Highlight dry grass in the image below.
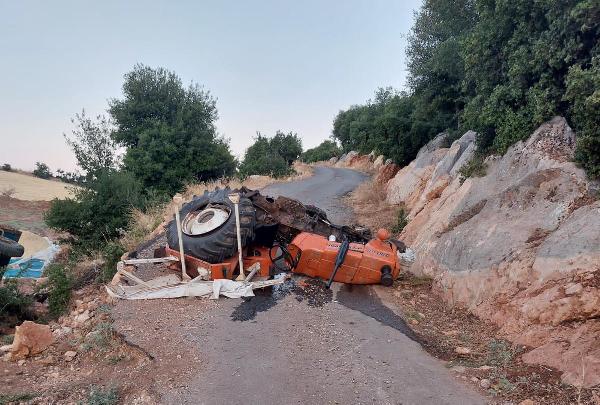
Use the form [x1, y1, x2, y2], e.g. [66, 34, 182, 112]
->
[0, 171, 74, 201]
[346, 180, 399, 233]
[1, 186, 16, 197]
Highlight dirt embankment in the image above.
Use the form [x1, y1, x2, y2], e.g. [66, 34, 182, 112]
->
[343, 117, 600, 401]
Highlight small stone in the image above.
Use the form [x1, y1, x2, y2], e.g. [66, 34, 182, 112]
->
[471, 377, 479, 383]
[479, 378, 491, 389]
[64, 351, 77, 362]
[17, 359, 25, 366]
[74, 310, 91, 324]
[0, 345, 12, 352]
[454, 347, 471, 355]
[477, 365, 493, 371]
[442, 330, 459, 336]
[409, 319, 419, 326]
[518, 400, 537, 405]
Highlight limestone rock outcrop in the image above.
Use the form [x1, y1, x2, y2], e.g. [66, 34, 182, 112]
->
[386, 117, 600, 387]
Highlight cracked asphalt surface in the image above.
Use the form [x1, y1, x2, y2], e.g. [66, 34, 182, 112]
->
[113, 166, 485, 405]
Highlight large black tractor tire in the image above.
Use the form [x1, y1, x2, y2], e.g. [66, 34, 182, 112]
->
[0, 236, 24, 258]
[166, 188, 256, 263]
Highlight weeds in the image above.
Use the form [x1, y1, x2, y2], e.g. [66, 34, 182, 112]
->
[1, 334, 14, 344]
[0, 393, 37, 404]
[486, 339, 520, 367]
[46, 263, 72, 318]
[106, 354, 126, 365]
[397, 272, 432, 287]
[82, 322, 114, 352]
[0, 186, 16, 198]
[459, 153, 488, 182]
[391, 208, 409, 234]
[87, 386, 118, 405]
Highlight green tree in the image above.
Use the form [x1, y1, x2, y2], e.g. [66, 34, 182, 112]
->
[239, 133, 294, 177]
[33, 162, 52, 179]
[406, 0, 477, 137]
[302, 140, 342, 163]
[64, 110, 120, 181]
[109, 64, 236, 195]
[270, 131, 303, 165]
[461, 0, 600, 158]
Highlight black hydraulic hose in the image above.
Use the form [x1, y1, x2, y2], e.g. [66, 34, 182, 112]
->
[326, 238, 349, 289]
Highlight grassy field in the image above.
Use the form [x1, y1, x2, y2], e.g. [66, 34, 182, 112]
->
[0, 171, 74, 201]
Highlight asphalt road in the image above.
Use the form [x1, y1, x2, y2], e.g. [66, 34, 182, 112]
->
[116, 166, 485, 405]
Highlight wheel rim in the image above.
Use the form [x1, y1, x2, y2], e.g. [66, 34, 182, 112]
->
[182, 206, 231, 236]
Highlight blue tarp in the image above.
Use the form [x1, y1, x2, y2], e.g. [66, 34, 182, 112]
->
[4, 258, 45, 278]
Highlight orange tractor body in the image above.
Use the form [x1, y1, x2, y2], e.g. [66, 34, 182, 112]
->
[288, 231, 401, 285]
[165, 229, 402, 286]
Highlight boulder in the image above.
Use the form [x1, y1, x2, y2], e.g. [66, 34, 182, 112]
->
[374, 163, 399, 186]
[328, 156, 338, 164]
[335, 151, 358, 167]
[11, 321, 54, 359]
[347, 154, 372, 170]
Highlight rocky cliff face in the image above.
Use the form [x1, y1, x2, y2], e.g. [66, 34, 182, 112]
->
[384, 117, 599, 387]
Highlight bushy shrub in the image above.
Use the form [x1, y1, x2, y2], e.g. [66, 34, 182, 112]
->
[1, 163, 11, 171]
[239, 132, 302, 177]
[302, 140, 341, 163]
[100, 241, 126, 283]
[0, 279, 33, 324]
[458, 153, 488, 182]
[33, 162, 52, 179]
[45, 170, 146, 249]
[46, 263, 72, 318]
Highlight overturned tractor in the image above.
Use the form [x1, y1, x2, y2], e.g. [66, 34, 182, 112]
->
[163, 188, 407, 286]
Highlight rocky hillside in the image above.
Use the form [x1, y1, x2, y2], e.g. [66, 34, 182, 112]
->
[337, 117, 600, 388]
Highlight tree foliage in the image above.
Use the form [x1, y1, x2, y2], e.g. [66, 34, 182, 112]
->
[332, 0, 600, 178]
[461, 0, 600, 159]
[109, 64, 236, 195]
[64, 110, 120, 181]
[45, 171, 147, 249]
[239, 131, 302, 177]
[332, 88, 429, 166]
[33, 162, 52, 179]
[302, 140, 342, 163]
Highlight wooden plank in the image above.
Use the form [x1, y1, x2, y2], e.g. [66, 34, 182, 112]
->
[123, 256, 179, 265]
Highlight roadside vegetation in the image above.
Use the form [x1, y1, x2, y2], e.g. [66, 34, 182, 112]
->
[239, 131, 302, 177]
[333, 0, 600, 179]
[301, 140, 342, 163]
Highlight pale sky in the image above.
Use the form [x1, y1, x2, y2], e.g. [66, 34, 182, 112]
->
[0, 0, 419, 172]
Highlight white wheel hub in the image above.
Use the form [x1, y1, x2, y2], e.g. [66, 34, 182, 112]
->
[182, 206, 230, 236]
